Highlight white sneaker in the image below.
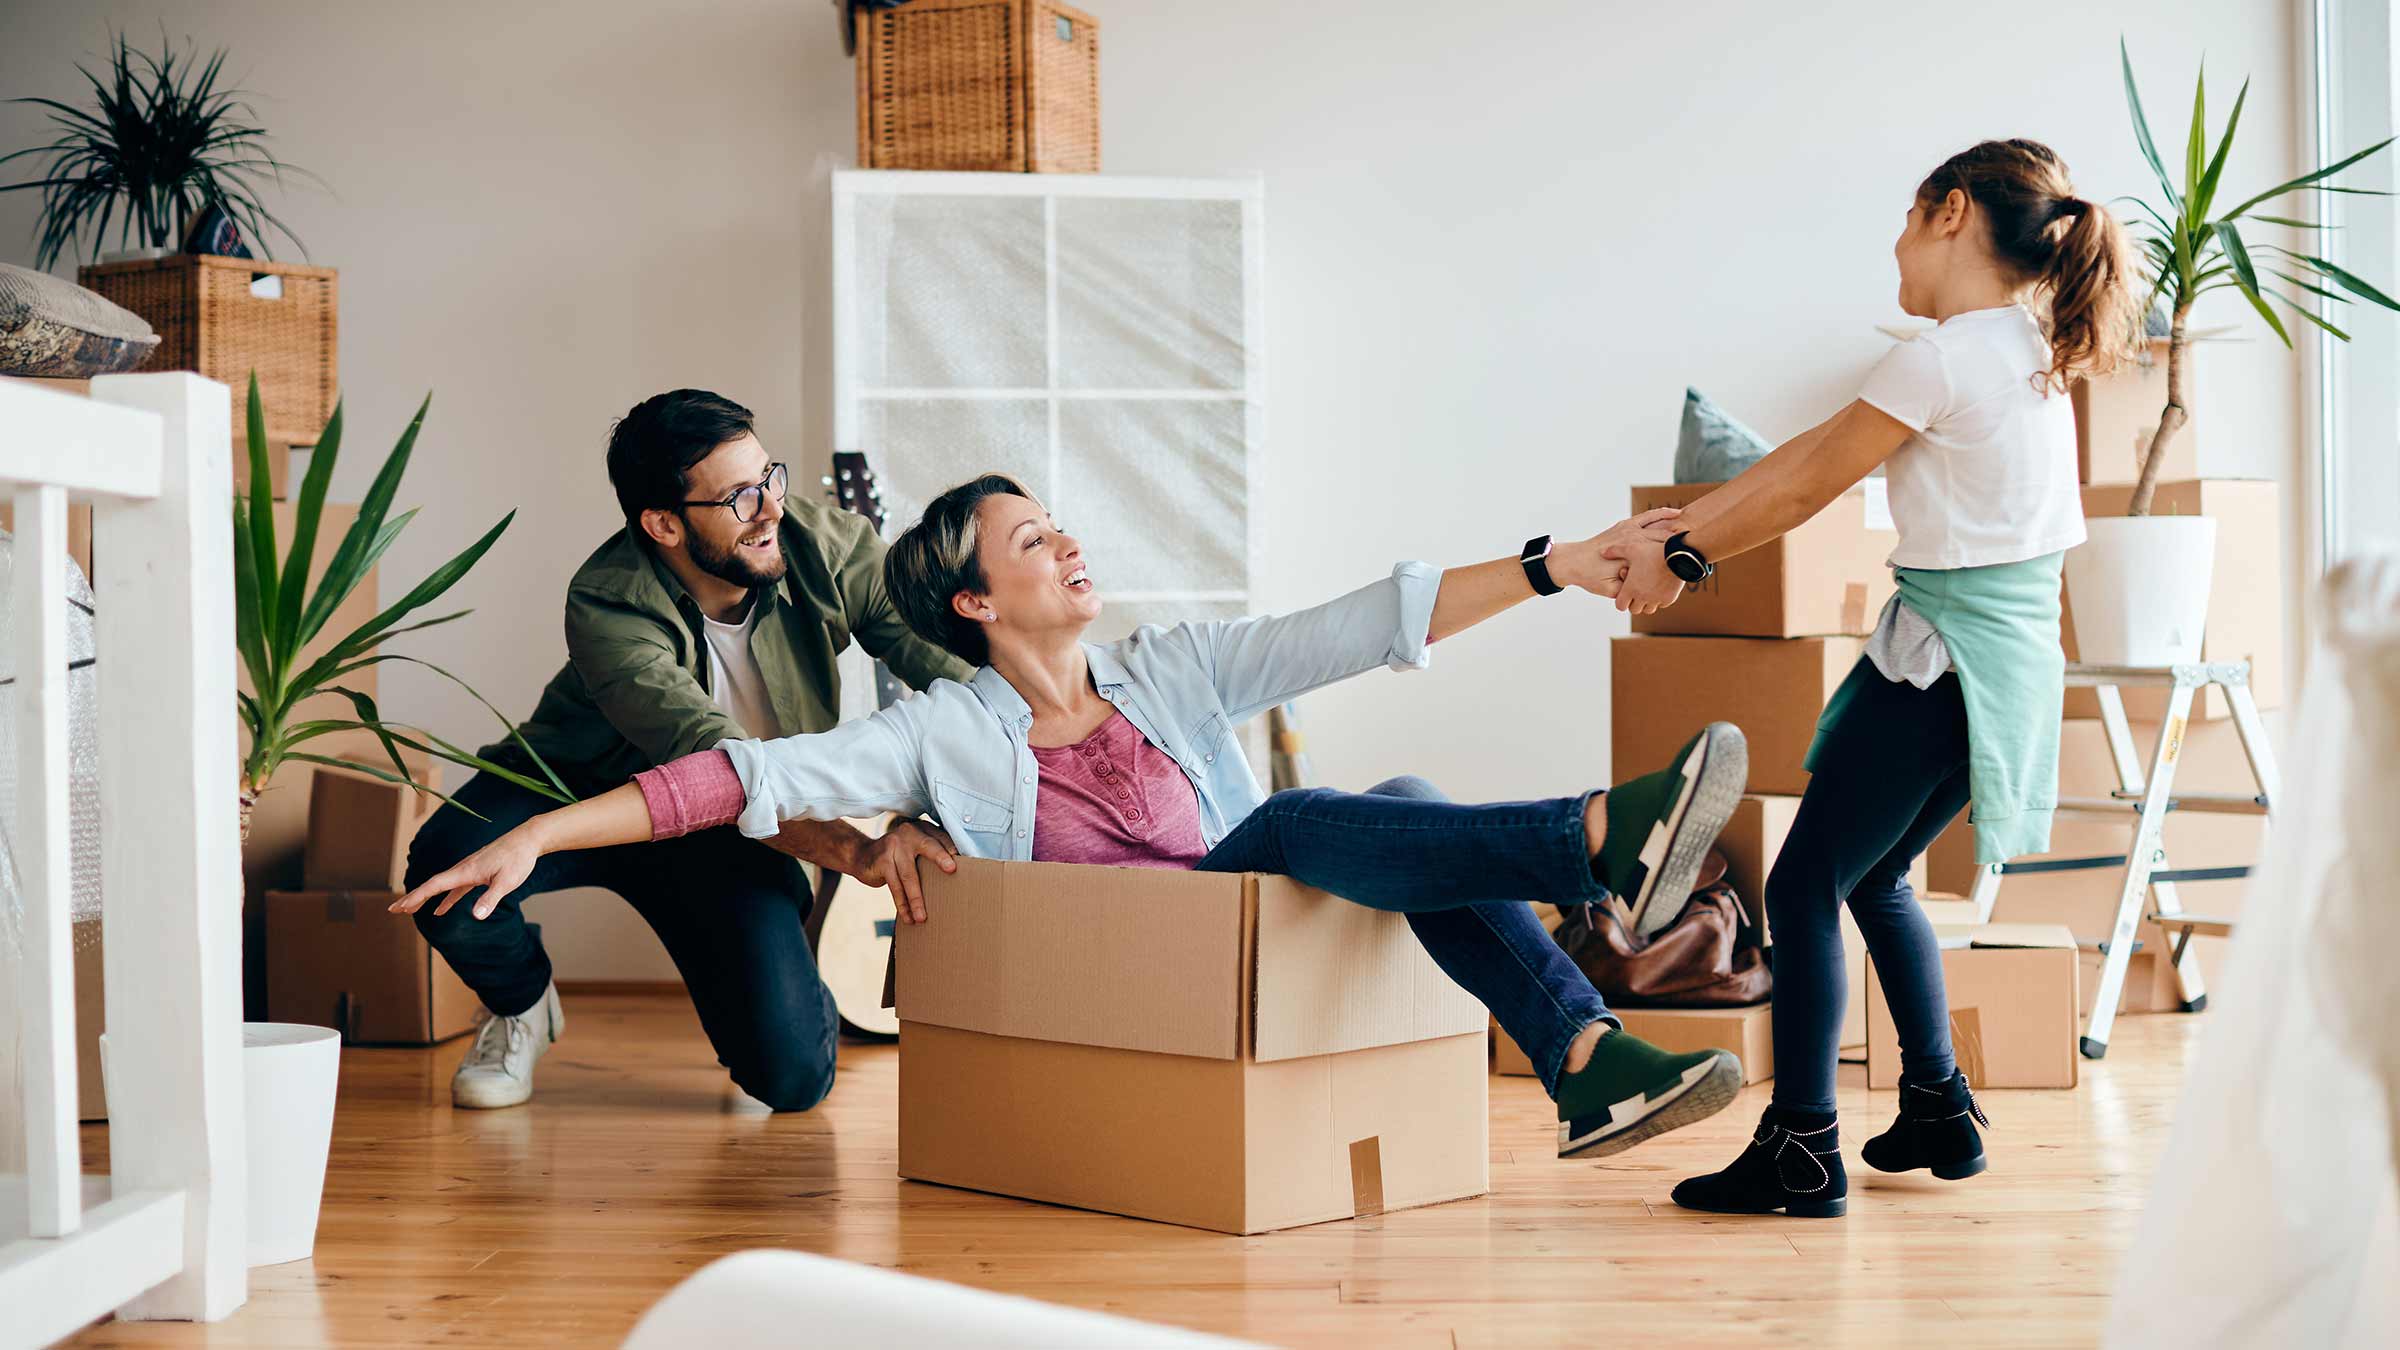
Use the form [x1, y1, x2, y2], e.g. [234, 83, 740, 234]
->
[452, 983, 563, 1109]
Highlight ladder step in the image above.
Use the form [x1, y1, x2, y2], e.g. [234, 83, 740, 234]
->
[2001, 854, 2125, 876]
[2147, 913, 2236, 937]
[2151, 866, 2252, 884]
[2157, 793, 2271, 816]
[2055, 797, 2142, 815]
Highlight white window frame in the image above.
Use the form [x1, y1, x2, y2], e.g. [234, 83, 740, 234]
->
[829, 170, 1267, 616]
[2305, 0, 2400, 572]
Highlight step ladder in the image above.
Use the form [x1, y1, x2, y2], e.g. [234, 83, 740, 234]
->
[1961, 660, 2278, 1060]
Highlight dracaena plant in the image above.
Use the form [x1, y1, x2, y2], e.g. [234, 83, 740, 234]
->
[235, 375, 572, 835]
[0, 30, 317, 268]
[2119, 39, 2400, 516]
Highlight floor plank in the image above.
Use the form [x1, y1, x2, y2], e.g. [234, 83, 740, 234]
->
[65, 995, 2197, 1348]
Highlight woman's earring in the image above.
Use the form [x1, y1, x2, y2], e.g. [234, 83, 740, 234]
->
[983, 609, 996, 621]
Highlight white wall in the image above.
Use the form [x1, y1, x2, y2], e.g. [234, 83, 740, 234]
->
[1, 1, 2305, 980]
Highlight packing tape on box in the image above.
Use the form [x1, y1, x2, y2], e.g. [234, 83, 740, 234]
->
[1349, 1136, 1385, 1219]
[1952, 1007, 1987, 1087]
[1842, 582, 1869, 633]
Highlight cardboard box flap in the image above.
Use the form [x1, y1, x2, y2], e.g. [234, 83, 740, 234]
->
[899, 858, 1246, 1060]
[1251, 876, 1487, 1063]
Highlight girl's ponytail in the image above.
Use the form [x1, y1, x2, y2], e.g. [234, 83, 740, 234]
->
[1916, 140, 2142, 391]
[2041, 196, 2138, 390]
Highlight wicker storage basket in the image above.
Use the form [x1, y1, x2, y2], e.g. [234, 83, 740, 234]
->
[78, 254, 338, 449]
[856, 0, 1099, 173]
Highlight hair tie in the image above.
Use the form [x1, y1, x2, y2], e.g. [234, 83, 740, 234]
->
[2051, 196, 2087, 222]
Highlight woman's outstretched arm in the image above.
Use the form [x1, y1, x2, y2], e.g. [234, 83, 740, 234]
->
[1425, 507, 1682, 642]
[389, 780, 654, 920]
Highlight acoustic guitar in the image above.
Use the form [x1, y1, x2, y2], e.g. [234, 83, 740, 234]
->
[801, 452, 906, 1041]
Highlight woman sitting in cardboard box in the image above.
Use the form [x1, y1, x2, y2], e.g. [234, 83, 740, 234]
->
[395, 477, 1747, 1159]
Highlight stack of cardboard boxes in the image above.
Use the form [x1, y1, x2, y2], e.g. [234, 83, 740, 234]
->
[265, 755, 479, 1045]
[1591, 480, 1909, 1083]
[1522, 344, 2274, 1091]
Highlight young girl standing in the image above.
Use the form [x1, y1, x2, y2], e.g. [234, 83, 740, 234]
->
[1609, 139, 2139, 1217]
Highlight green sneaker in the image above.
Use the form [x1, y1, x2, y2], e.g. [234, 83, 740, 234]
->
[1595, 722, 1747, 938]
[1557, 1029, 1743, 1158]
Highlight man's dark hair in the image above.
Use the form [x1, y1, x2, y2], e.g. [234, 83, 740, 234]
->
[884, 473, 1036, 667]
[605, 390, 756, 523]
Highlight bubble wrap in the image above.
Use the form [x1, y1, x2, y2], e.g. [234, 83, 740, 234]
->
[0, 528, 104, 960]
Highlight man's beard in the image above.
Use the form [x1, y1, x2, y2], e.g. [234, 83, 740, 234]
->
[686, 521, 787, 590]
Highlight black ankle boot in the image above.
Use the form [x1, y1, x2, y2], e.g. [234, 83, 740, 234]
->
[1670, 1109, 1847, 1218]
[1861, 1071, 1989, 1180]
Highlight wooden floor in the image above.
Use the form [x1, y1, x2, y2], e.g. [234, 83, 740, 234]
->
[67, 994, 2199, 1348]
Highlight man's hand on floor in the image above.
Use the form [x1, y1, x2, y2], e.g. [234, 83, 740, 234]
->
[853, 818, 958, 924]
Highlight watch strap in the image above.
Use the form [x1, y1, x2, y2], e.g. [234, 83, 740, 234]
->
[1520, 535, 1564, 596]
[1664, 531, 1714, 583]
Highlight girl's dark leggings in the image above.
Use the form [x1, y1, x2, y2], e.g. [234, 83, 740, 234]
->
[1769, 659, 1973, 1114]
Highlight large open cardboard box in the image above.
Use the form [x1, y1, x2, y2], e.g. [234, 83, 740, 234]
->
[1627, 484, 1896, 638]
[1610, 636, 1861, 795]
[1865, 923, 2079, 1089]
[898, 859, 1490, 1234]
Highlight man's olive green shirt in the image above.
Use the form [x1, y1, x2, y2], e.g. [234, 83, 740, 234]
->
[482, 493, 969, 798]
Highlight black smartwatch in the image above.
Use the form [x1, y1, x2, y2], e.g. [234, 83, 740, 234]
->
[1663, 531, 1714, 583]
[1520, 535, 1564, 596]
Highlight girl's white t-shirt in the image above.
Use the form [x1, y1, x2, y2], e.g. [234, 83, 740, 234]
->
[1858, 304, 2086, 570]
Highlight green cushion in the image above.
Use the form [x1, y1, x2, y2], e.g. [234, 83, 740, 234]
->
[1673, 387, 1772, 485]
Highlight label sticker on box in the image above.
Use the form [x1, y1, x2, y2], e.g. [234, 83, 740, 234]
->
[1863, 476, 1894, 532]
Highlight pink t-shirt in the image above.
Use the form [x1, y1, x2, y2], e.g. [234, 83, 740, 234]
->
[1030, 712, 1207, 869]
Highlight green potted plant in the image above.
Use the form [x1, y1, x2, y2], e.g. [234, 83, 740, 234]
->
[234, 375, 573, 838]
[0, 31, 314, 267]
[225, 374, 572, 1268]
[2074, 41, 2400, 664]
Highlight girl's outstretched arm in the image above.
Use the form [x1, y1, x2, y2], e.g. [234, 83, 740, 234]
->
[1612, 400, 1913, 612]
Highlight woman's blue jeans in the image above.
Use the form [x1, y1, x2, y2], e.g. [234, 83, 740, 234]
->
[1197, 776, 1617, 1096]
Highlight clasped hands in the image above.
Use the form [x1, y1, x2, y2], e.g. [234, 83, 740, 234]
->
[1548, 506, 1689, 615]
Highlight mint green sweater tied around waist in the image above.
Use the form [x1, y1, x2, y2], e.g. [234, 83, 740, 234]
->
[1806, 553, 2066, 865]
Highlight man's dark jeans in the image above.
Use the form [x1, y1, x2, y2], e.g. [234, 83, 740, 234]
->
[405, 772, 839, 1112]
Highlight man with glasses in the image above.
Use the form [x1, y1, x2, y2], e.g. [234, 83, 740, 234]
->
[404, 389, 970, 1111]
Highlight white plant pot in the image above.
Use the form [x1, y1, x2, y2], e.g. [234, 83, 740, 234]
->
[2062, 516, 2218, 666]
[99, 1021, 341, 1267]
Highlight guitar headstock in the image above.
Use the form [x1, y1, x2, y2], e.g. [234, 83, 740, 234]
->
[826, 450, 888, 535]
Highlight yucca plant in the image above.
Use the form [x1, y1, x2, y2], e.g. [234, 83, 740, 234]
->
[236, 375, 572, 839]
[0, 30, 317, 268]
[2119, 39, 2400, 516]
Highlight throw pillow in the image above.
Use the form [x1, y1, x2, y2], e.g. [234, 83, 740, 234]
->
[1672, 387, 1773, 485]
[0, 262, 159, 378]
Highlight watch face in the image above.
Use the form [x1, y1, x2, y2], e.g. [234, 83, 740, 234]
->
[1668, 552, 1705, 583]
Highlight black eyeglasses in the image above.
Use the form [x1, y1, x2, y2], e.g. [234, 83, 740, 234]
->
[680, 463, 788, 523]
